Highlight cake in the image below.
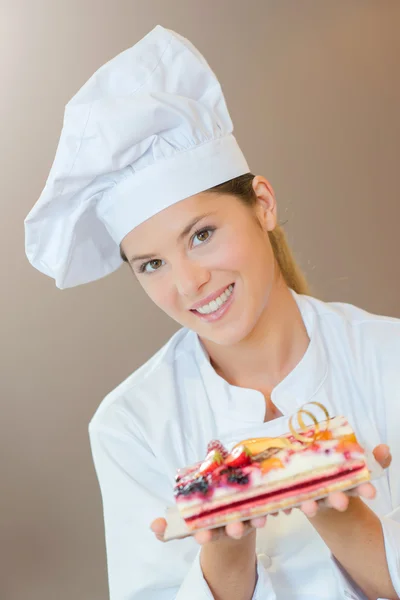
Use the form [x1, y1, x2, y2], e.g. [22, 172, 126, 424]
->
[171, 404, 371, 533]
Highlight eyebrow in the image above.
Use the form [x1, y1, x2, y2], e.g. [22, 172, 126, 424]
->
[128, 212, 215, 264]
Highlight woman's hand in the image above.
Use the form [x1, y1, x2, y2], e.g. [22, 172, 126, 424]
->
[300, 444, 392, 518]
[151, 515, 267, 545]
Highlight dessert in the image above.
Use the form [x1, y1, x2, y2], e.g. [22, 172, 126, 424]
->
[172, 403, 371, 533]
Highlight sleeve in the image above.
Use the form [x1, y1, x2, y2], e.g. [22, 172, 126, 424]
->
[328, 318, 400, 599]
[89, 422, 277, 600]
[330, 557, 369, 600]
[380, 509, 400, 598]
[367, 319, 400, 599]
[177, 551, 275, 600]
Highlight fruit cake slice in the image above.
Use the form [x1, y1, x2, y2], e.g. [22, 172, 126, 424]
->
[172, 415, 370, 532]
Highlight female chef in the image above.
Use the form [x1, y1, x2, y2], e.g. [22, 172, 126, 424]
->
[24, 25, 400, 600]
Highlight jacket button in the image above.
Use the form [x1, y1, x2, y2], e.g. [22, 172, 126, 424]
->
[258, 553, 272, 569]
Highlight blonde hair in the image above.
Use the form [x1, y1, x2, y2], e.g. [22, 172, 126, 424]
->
[208, 173, 310, 296]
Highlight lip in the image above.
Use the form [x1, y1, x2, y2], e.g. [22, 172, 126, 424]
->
[190, 284, 235, 323]
[189, 283, 234, 311]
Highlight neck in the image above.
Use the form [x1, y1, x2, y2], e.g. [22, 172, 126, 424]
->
[200, 277, 310, 396]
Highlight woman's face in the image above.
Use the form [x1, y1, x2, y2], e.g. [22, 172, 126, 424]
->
[120, 177, 278, 346]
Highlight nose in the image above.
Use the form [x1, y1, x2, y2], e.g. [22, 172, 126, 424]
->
[173, 258, 210, 298]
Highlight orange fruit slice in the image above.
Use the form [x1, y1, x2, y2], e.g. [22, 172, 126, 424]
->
[315, 430, 333, 441]
[232, 437, 291, 456]
[260, 457, 284, 474]
[336, 439, 364, 453]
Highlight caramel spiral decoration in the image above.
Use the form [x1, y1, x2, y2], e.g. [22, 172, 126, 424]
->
[232, 402, 331, 456]
[288, 402, 330, 444]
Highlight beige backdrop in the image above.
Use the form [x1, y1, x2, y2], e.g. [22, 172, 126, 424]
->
[1, 1, 399, 599]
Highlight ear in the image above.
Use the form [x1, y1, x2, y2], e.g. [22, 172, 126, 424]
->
[252, 176, 277, 232]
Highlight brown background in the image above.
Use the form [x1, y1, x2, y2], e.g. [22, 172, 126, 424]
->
[1, 1, 399, 599]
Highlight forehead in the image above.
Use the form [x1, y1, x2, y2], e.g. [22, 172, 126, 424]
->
[121, 191, 238, 250]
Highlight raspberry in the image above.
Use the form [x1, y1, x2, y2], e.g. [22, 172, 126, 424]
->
[207, 440, 228, 458]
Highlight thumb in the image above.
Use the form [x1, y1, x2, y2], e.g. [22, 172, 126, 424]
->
[151, 518, 167, 540]
[373, 444, 392, 469]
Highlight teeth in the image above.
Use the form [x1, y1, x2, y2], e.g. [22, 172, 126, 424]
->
[196, 285, 233, 314]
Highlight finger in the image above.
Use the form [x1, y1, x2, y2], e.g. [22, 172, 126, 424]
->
[355, 482, 376, 500]
[250, 516, 267, 528]
[150, 518, 167, 535]
[300, 500, 319, 517]
[373, 444, 392, 469]
[283, 509, 292, 515]
[226, 520, 247, 539]
[194, 529, 214, 545]
[326, 491, 349, 511]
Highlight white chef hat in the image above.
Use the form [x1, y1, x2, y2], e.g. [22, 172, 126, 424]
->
[24, 25, 250, 289]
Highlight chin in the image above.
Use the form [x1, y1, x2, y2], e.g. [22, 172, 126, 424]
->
[199, 318, 255, 347]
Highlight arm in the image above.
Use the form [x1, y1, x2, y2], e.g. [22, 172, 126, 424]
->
[301, 317, 400, 599]
[152, 513, 271, 600]
[200, 530, 258, 600]
[310, 496, 397, 600]
[89, 421, 274, 600]
[302, 445, 398, 600]
[89, 422, 189, 599]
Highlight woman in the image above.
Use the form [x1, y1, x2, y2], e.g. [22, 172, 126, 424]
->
[24, 26, 400, 600]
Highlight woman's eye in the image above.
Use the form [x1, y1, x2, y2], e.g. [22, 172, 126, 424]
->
[141, 259, 164, 273]
[192, 228, 214, 247]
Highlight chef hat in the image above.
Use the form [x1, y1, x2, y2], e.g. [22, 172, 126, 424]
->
[24, 25, 250, 289]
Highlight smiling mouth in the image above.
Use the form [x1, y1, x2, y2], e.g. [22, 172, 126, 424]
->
[191, 284, 234, 315]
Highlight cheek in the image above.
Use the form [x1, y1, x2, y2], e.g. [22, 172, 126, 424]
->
[139, 277, 178, 312]
[205, 232, 256, 271]
[213, 230, 271, 273]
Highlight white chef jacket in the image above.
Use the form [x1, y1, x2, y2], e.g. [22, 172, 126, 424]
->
[89, 290, 400, 600]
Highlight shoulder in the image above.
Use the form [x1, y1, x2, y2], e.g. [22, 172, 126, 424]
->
[303, 294, 400, 439]
[301, 293, 400, 356]
[88, 326, 195, 436]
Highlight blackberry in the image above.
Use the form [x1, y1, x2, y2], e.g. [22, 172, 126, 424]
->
[227, 470, 249, 485]
[174, 485, 183, 497]
[176, 476, 209, 496]
[219, 467, 235, 476]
